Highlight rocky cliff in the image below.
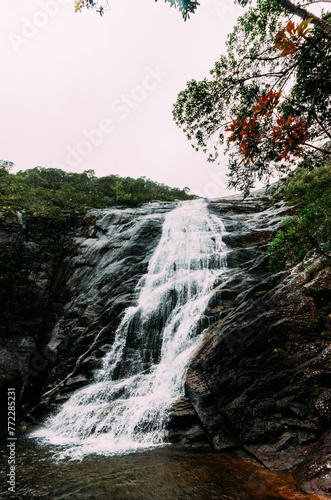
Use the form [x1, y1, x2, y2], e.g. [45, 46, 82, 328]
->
[0, 204, 173, 429]
[186, 190, 331, 497]
[0, 212, 81, 436]
[0, 192, 330, 497]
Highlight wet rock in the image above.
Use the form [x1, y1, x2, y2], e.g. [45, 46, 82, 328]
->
[167, 396, 208, 445]
[62, 374, 89, 392]
[295, 430, 331, 496]
[185, 223, 331, 497]
[0, 213, 80, 437]
[20, 204, 173, 419]
[1, 187, 330, 496]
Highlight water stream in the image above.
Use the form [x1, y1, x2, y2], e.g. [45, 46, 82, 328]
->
[4, 200, 324, 499]
[32, 200, 228, 459]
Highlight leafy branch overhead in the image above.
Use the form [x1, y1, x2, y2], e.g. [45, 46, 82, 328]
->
[77, 0, 331, 194]
[74, 0, 331, 35]
[74, 0, 200, 19]
[274, 18, 313, 56]
[173, 0, 331, 194]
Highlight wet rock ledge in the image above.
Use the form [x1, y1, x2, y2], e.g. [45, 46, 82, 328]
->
[172, 188, 331, 498]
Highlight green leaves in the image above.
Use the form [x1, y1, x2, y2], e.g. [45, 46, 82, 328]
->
[74, 0, 109, 16]
[0, 168, 194, 216]
[173, 0, 330, 194]
[74, 0, 200, 19]
[156, 0, 200, 20]
[173, 78, 223, 158]
[173, 0, 291, 189]
[268, 165, 331, 269]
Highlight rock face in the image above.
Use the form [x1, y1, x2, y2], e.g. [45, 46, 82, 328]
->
[183, 192, 331, 497]
[21, 203, 174, 420]
[0, 191, 330, 497]
[0, 203, 173, 429]
[0, 212, 80, 437]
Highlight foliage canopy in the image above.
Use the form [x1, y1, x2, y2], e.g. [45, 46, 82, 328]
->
[0, 167, 194, 218]
[74, 0, 200, 20]
[173, 0, 331, 194]
[74, 0, 331, 194]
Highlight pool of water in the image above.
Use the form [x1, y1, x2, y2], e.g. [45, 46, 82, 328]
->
[0, 439, 326, 499]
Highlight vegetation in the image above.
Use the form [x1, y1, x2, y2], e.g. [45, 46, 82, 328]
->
[268, 164, 331, 269]
[75, 0, 331, 196]
[74, 0, 200, 20]
[0, 166, 194, 218]
[74, 0, 331, 35]
[172, 0, 331, 194]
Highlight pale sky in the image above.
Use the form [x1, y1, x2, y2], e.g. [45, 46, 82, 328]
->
[1, 0, 243, 197]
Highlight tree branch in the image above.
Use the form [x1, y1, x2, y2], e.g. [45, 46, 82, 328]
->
[303, 142, 331, 153]
[276, 0, 331, 38]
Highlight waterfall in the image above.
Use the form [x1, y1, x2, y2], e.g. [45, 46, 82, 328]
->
[32, 199, 227, 459]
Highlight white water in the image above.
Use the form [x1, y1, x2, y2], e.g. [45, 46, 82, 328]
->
[32, 200, 227, 459]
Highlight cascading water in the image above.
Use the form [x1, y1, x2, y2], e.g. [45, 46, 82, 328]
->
[32, 199, 228, 459]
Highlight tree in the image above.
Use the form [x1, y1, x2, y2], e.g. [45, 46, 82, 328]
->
[77, 0, 331, 194]
[0, 160, 14, 172]
[173, 0, 331, 194]
[74, 0, 200, 20]
[74, 0, 331, 35]
[0, 167, 194, 215]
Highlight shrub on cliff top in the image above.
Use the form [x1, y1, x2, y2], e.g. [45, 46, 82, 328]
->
[0, 167, 194, 217]
[268, 164, 331, 269]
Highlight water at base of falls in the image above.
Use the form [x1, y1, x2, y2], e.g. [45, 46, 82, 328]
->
[32, 200, 228, 460]
[1, 442, 317, 500]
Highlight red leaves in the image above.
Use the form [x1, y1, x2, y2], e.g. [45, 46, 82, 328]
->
[226, 116, 247, 143]
[226, 90, 281, 163]
[253, 90, 282, 117]
[226, 117, 260, 162]
[226, 89, 309, 164]
[275, 20, 297, 56]
[271, 115, 309, 160]
[223, 18, 314, 169]
[275, 18, 313, 57]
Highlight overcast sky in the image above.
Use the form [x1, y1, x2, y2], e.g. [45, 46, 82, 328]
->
[1, 0, 243, 197]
